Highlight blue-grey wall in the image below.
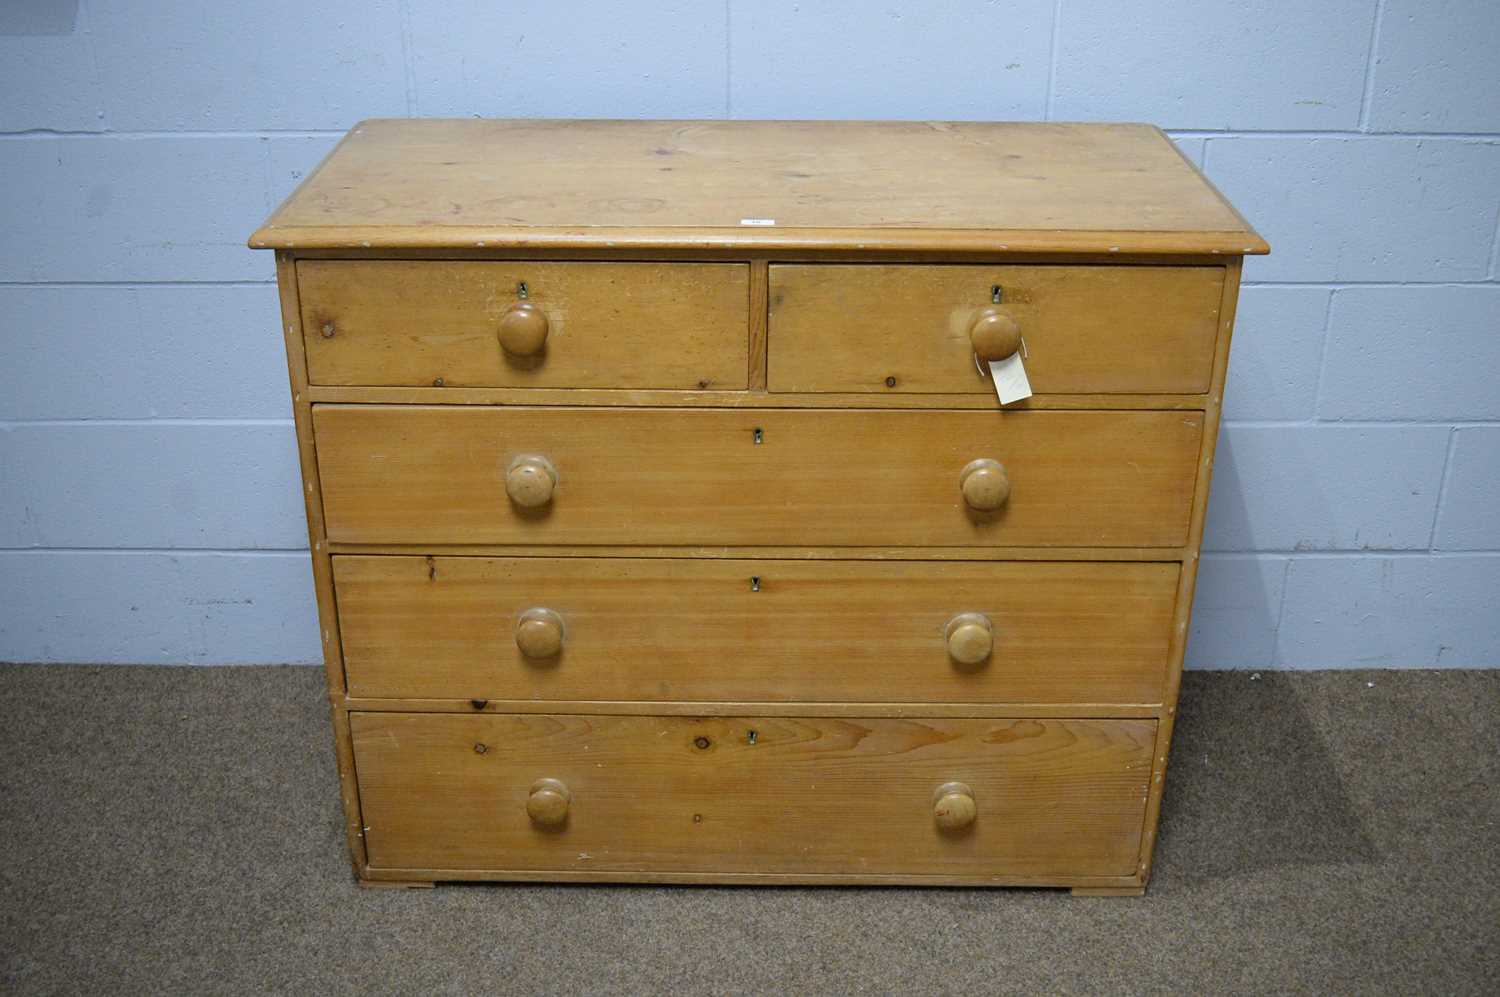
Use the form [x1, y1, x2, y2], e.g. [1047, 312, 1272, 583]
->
[2, 1, 1497, 668]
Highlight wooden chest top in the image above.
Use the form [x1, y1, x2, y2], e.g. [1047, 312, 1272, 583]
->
[250, 118, 1267, 255]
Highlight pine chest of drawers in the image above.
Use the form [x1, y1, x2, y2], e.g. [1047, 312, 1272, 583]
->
[251, 119, 1266, 893]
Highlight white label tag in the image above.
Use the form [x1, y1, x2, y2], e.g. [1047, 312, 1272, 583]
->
[739, 218, 776, 226]
[988, 355, 1032, 405]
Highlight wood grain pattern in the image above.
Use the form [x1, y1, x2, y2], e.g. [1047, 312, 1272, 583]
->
[352, 712, 1157, 878]
[304, 385, 1213, 411]
[747, 259, 769, 390]
[312, 406, 1203, 548]
[332, 556, 1178, 703]
[340, 698, 1164, 720]
[287, 247, 1248, 266]
[249, 120, 1267, 255]
[360, 867, 1145, 888]
[322, 543, 1189, 562]
[297, 260, 749, 389]
[273, 253, 367, 876]
[769, 264, 1224, 394]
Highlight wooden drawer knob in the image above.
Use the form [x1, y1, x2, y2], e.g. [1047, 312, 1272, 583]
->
[945, 613, 993, 665]
[498, 302, 549, 356]
[505, 454, 557, 508]
[515, 607, 564, 658]
[527, 778, 571, 827]
[968, 307, 1022, 361]
[933, 781, 977, 832]
[959, 458, 1010, 511]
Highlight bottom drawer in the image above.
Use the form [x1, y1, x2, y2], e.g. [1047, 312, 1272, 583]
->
[352, 712, 1156, 881]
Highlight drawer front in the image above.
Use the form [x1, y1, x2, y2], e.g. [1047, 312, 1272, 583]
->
[313, 406, 1201, 547]
[297, 260, 750, 389]
[768, 264, 1223, 394]
[352, 712, 1156, 878]
[335, 556, 1177, 703]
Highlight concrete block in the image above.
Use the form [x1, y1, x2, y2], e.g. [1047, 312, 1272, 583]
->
[0, 285, 289, 420]
[0, 7, 106, 132]
[1319, 286, 1500, 420]
[1204, 425, 1449, 551]
[174, 553, 320, 664]
[1185, 555, 1288, 670]
[1223, 287, 1331, 421]
[0, 136, 270, 282]
[0, 287, 135, 419]
[5, 424, 307, 549]
[1052, 0, 1374, 129]
[410, 1, 727, 118]
[729, 0, 1050, 119]
[1434, 428, 1500, 551]
[1205, 137, 1500, 283]
[1368, 0, 1500, 133]
[90, 1, 405, 130]
[133, 286, 291, 420]
[1276, 554, 1500, 668]
[0, 551, 186, 663]
[0, 428, 40, 547]
[0, 551, 321, 664]
[1492, 218, 1499, 280]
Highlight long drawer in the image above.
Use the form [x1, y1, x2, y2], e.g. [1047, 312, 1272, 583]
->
[313, 406, 1202, 547]
[334, 556, 1178, 703]
[353, 712, 1156, 878]
[297, 260, 750, 389]
[769, 264, 1224, 394]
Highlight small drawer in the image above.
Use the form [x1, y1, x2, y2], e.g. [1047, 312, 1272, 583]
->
[334, 556, 1178, 703]
[296, 260, 750, 389]
[768, 264, 1224, 394]
[312, 405, 1202, 548]
[352, 712, 1156, 879]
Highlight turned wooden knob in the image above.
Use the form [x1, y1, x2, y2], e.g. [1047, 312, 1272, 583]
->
[505, 454, 556, 508]
[527, 778, 571, 826]
[933, 781, 977, 832]
[968, 307, 1022, 361]
[960, 458, 1010, 511]
[498, 302, 549, 356]
[945, 613, 993, 665]
[515, 607, 564, 659]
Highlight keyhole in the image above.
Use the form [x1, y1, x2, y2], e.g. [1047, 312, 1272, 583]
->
[750, 576, 760, 592]
[753, 427, 764, 444]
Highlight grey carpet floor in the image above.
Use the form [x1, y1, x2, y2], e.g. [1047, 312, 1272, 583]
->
[1, 665, 1496, 995]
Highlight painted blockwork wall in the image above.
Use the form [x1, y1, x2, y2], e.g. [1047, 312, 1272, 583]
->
[1, 1, 1497, 668]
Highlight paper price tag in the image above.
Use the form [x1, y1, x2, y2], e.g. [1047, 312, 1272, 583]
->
[988, 355, 1032, 405]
